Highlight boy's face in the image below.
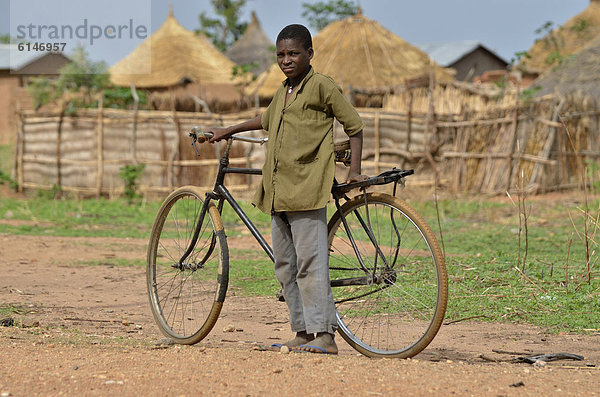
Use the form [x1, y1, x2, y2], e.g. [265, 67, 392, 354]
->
[276, 38, 313, 81]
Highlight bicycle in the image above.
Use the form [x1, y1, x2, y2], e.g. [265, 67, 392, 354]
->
[146, 127, 448, 358]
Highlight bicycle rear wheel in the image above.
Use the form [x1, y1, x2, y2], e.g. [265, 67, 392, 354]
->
[328, 192, 447, 358]
[147, 186, 228, 344]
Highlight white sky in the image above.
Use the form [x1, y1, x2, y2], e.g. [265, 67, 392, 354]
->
[0, 0, 591, 65]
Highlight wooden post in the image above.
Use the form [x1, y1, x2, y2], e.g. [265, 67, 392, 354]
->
[131, 84, 139, 164]
[506, 85, 521, 191]
[424, 60, 437, 152]
[405, 81, 413, 170]
[170, 88, 182, 186]
[56, 106, 65, 190]
[15, 108, 24, 192]
[529, 97, 565, 192]
[374, 111, 381, 174]
[96, 94, 104, 197]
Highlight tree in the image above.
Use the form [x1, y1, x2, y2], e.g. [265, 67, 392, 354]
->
[28, 44, 145, 110]
[0, 34, 10, 44]
[197, 0, 247, 51]
[301, 0, 358, 31]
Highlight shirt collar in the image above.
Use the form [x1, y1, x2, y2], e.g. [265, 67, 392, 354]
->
[283, 66, 314, 91]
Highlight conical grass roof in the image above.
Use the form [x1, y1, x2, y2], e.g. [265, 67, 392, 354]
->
[520, 0, 600, 74]
[248, 10, 452, 98]
[110, 10, 238, 88]
[225, 11, 274, 76]
[534, 33, 600, 97]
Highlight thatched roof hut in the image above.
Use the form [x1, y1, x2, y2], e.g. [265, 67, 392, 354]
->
[533, 33, 600, 97]
[225, 11, 274, 76]
[110, 9, 238, 88]
[519, 0, 600, 76]
[247, 9, 452, 101]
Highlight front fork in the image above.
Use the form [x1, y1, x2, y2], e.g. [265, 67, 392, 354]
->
[175, 193, 220, 269]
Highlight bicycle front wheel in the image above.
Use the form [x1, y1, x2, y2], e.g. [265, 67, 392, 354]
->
[147, 186, 228, 344]
[328, 192, 447, 358]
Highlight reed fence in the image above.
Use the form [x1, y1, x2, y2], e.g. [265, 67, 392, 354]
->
[14, 89, 600, 197]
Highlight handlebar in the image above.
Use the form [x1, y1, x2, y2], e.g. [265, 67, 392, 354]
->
[189, 126, 268, 156]
[190, 126, 268, 144]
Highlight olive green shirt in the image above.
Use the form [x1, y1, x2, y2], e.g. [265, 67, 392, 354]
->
[254, 67, 364, 214]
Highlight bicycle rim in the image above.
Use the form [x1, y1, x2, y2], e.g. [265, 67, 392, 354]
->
[328, 193, 447, 358]
[147, 186, 228, 344]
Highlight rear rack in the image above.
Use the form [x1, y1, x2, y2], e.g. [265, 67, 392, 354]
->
[332, 168, 414, 194]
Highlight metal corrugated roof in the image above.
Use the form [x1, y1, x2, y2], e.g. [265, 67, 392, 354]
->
[0, 43, 49, 71]
[417, 40, 505, 67]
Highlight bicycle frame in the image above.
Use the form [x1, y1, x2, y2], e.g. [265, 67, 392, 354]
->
[179, 136, 274, 267]
[178, 130, 405, 289]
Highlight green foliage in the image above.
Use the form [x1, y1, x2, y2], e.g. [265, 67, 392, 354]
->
[510, 50, 530, 67]
[197, 0, 248, 51]
[0, 34, 10, 44]
[27, 77, 57, 110]
[301, 0, 358, 31]
[119, 164, 146, 204]
[57, 44, 110, 92]
[26, 44, 141, 110]
[532, 21, 568, 68]
[519, 86, 542, 103]
[106, 86, 147, 108]
[545, 50, 566, 66]
[232, 62, 258, 78]
[570, 18, 588, 34]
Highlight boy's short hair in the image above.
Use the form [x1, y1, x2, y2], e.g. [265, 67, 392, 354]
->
[276, 24, 312, 50]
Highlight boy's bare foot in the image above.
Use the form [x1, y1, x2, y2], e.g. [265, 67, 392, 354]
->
[297, 332, 338, 354]
[281, 331, 314, 348]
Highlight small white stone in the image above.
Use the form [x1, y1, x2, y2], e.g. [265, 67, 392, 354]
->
[280, 345, 290, 354]
[222, 324, 236, 332]
[534, 359, 547, 367]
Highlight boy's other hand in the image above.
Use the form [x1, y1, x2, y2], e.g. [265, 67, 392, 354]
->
[346, 172, 368, 184]
[207, 127, 231, 143]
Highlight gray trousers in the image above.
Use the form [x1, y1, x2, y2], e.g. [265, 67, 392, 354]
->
[271, 208, 337, 334]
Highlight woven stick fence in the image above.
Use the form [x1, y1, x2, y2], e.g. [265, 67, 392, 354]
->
[15, 92, 600, 197]
[15, 106, 265, 197]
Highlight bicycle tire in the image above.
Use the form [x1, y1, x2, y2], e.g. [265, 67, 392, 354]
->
[327, 192, 447, 358]
[147, 186, 229, 344]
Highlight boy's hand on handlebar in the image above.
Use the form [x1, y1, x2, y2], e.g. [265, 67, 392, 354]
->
[207, 127, 231, 143]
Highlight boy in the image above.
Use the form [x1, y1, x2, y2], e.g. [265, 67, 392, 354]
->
[208, 24, 366, 354]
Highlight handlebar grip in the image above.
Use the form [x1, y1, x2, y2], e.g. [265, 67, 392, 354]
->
[190, 127, 213, 143]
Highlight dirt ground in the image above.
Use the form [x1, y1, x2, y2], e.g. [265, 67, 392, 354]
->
[1, 232, 599, 396]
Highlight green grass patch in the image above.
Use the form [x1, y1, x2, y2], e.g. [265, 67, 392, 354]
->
[0, 304, 26, 317]
[228, 248, 278, 297]
[0, 196, 161, 238]
[0, 144, 13, 173]
[220, 201, 271, 235]
[2, 191, 599, 333]
[76, 258, 146, 267]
